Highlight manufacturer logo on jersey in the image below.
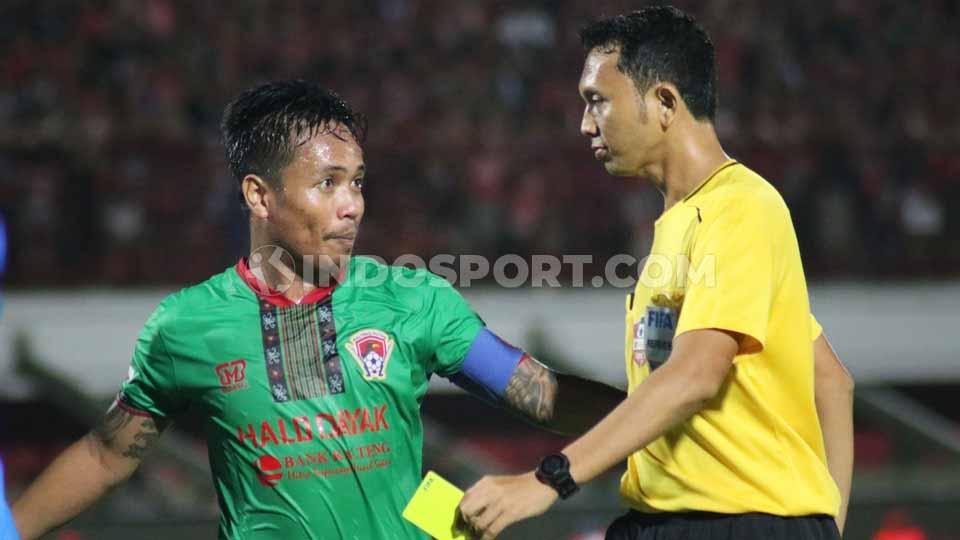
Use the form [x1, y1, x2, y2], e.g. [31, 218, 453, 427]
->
[216, 359, 249, 393]
[254, 455, 283, 487]
[345, 329, 395, 381]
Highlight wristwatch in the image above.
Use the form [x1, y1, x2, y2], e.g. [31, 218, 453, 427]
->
[535, 453, 579, 499]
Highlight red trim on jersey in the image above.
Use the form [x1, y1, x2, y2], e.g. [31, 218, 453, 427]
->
[115, 398, 156, 418]
[235, 257, 343, 307]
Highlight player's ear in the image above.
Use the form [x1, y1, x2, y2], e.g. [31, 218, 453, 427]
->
[654, 83, 679, 130]
[242, 174, 271, 219]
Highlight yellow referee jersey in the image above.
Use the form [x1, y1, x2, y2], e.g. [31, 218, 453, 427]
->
[621, 160, 840, 516]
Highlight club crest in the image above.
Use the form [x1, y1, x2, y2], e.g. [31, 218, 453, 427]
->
[345, 329, 395, 381]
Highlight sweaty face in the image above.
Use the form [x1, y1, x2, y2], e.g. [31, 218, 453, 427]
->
[579, 48, 662, 177]
[267, 125, 365, 271]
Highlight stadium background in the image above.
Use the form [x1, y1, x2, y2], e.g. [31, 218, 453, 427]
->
[1, 0, 959, 539]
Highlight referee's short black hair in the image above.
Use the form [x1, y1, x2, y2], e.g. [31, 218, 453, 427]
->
[221, 80, 367, 187]
[580, 6, 718, 122]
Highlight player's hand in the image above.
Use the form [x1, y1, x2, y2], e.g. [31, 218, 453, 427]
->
[458, 471, 558, 540]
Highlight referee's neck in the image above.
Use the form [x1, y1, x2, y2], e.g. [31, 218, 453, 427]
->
[659, 124, 727, 211]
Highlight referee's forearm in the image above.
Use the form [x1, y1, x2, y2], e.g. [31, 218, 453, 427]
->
[561, 358, 712, 486]
[813, 334, 854, 534]
[817, 385, 853, 534]
[815, 372, 854, 533]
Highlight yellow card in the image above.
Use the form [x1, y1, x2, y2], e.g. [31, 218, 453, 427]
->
[402, 471, 467, 540]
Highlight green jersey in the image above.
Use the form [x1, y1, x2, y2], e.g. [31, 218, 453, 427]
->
[118, 256, 484, 540]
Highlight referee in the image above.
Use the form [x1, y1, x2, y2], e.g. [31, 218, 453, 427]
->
[459, 7, 854, 540]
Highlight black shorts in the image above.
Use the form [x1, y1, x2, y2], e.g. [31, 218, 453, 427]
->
[605, 510, 840, 540]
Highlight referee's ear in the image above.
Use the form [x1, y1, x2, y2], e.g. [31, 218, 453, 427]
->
[653, 83, 680, 130]
[242, 174, 272, 219]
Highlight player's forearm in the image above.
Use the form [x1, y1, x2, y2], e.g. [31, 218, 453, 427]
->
[815, 374, 854, 535]
[13, 435, 136, 540]
[547, 374, 625, 435]
[562, 359, 715, 485]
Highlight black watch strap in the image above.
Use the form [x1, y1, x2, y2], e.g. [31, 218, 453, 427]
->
[535, 453, 580, 499]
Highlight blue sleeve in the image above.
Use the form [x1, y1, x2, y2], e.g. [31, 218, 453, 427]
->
[447, 328, 525, 402]
[0, 458, 20, 540]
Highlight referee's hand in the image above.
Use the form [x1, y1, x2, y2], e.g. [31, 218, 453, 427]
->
[458, 472, 558, 540]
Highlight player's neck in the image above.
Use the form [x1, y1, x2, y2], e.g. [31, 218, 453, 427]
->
[247, 227, 343, 304]
[247, 251, 311, 303]
[659, 124, 728, 212]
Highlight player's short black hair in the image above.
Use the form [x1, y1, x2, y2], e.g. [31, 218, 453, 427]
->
[580, 6, 718, 122]
[221, 80, 367, 187]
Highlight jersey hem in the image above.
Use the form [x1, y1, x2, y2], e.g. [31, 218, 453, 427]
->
[116, 396, 159, 418]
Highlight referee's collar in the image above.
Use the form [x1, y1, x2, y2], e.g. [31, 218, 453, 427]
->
[235, 257, 345, 307]
[682, 159, 738, 203]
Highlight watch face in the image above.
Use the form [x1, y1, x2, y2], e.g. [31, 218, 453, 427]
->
[541, 454, 565, 476]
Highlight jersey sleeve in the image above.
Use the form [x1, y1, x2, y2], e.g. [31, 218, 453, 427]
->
[425, 275, 485, 377]
[118, 297, 186, 418]
[675, 199, 782, 356]
[810, 313, 823, 341]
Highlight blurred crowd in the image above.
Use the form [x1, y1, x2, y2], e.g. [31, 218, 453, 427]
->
[2, 0, 958, 285]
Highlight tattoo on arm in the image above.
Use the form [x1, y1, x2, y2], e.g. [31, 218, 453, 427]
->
[92, 404, 166, 461]
[503, 356, 558, 425]
[92, 404, 134, 447]
[121, 418, 162, 459]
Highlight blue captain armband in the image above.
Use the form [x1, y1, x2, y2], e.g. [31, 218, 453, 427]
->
[447, 328, 526, 401]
